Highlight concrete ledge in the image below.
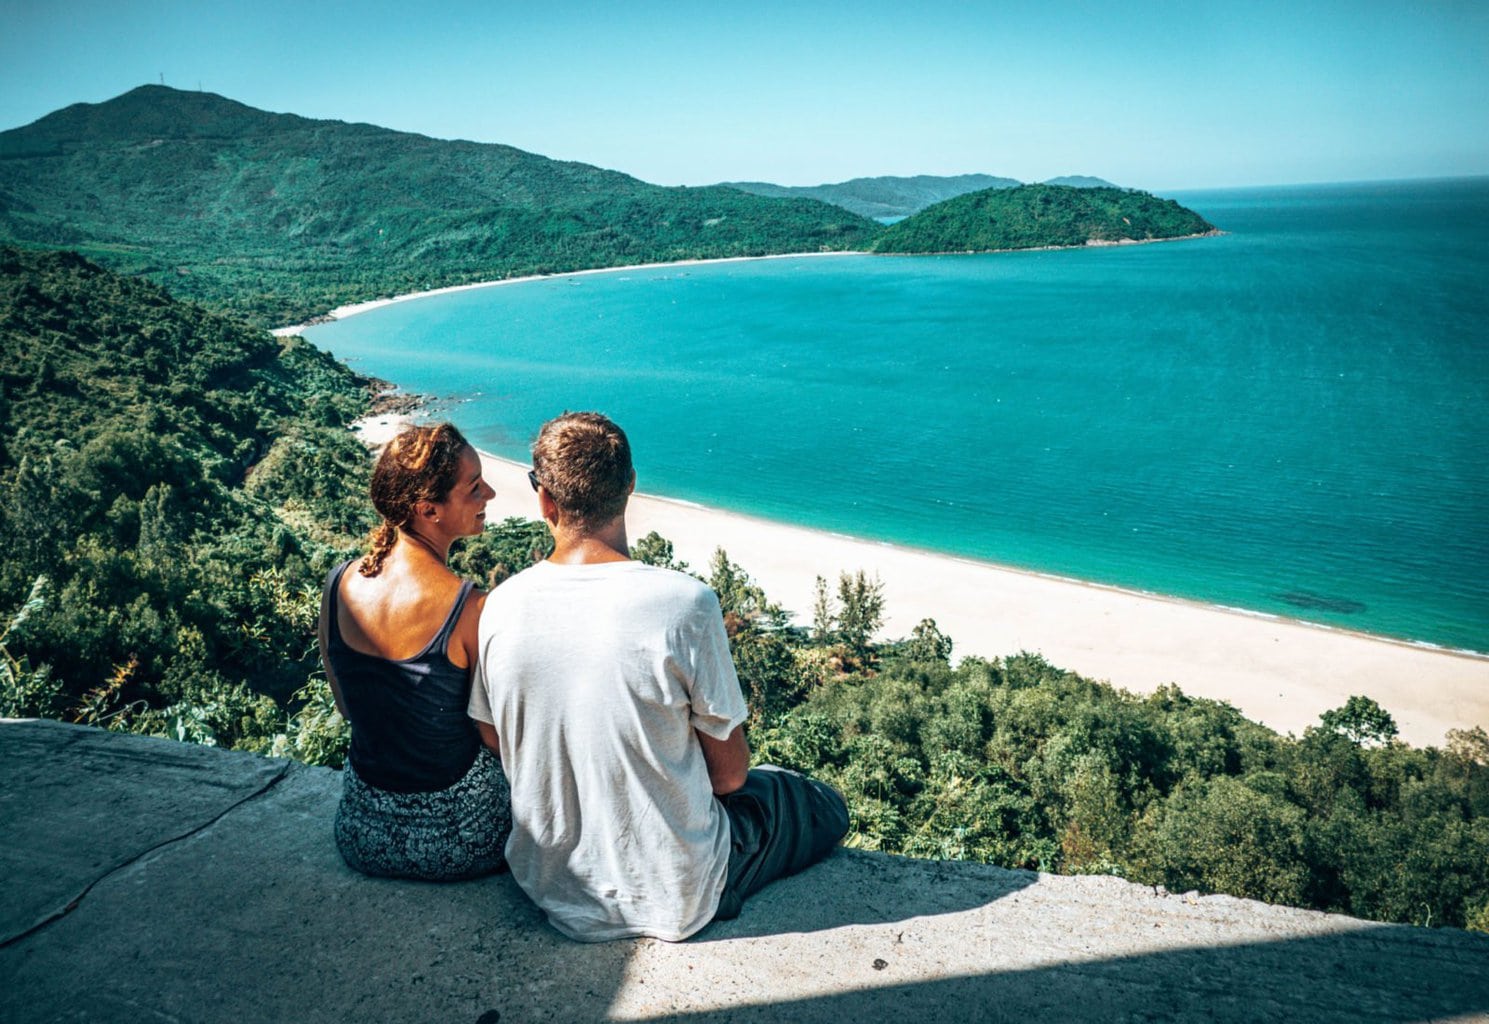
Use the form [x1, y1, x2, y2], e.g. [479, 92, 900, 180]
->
[2, 719, 1486, 1023]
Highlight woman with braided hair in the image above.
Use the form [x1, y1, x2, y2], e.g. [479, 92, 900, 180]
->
[317, 422, 511, 879]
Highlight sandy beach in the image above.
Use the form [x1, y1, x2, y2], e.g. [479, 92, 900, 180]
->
[270, 252, 865, 336]
[353, 414, 1489, 749]
[267, 244, 1221, 337]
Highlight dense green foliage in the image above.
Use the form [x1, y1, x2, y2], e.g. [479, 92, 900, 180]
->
[0, 246, 373, 748]
[725, 174, 1021, 220]
[874, 184, 1215, 253]
[742, 646, 1489, 931]
[449, 516, 554, 588]
[0, 86, 881, 326]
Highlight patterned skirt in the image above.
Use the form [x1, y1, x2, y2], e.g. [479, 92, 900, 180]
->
[334, 747, 512, 881]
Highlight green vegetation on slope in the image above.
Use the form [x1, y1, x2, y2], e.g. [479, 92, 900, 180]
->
[0, 90, 1219, 327]
[874, 184, 1215, 253]
[0, 89, 1217, 328]
[724, 174, 1022, 220]
[699, 553, 1489, 933]
[0, 246, 377, 746]
[0, 86, 880, 326]
[0, 246, 569, 756]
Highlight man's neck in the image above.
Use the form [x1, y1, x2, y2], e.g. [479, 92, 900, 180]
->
[547, 518, 631, 565]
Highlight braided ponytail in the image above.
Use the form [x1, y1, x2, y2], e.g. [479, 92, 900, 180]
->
[361, 521, 399, 577]
[359, 422, 471, 577]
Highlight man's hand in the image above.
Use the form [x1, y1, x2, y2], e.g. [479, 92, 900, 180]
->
[697, 725, 750, 796]
[475, 720, 501, 757]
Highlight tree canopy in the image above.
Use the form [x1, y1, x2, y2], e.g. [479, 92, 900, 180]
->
[874, 184, 1215, 254]
[0, 246, 372, 747]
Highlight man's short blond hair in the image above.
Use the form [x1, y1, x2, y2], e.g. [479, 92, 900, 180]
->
[532, 411, 633, 530]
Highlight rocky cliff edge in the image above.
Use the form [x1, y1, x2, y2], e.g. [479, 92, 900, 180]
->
[2, 719, 1486, 1023]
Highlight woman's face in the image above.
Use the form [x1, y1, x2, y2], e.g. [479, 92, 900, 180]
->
[434, 447, 496, 537]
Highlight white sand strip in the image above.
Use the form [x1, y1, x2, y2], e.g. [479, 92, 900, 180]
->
[271, 252, 867, 336]
[355, 415, 1489, 748]
[270, 237, 1223, 337]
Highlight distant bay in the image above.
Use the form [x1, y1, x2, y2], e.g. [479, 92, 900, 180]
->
[304, 178, 1489, 654]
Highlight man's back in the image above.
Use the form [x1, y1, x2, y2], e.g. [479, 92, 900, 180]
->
[471, 559, 747, 942]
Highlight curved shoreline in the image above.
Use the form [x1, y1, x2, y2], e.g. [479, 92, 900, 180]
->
[270, 233, 1223, 337]
[354, 412, 1489, 748]
[871, 228, 1225, 258]
[270, 251, 870, 336]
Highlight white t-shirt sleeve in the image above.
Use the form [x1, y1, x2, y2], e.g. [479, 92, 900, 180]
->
[467, 618, 495, 726]
[684, 587, 749, 741]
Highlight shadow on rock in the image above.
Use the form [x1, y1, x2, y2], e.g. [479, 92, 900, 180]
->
[694, 847, 1035, 941]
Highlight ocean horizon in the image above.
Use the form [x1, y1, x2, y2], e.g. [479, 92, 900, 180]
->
[304, 177, 1489, 655]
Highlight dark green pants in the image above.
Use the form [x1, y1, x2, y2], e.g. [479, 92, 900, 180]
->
[713, 765, 850, 921]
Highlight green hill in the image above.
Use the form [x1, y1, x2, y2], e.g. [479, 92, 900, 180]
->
[725, 173, 1021, 219]
[0, 89, 1217, 322]
[0, 86, 880, 326]
[0, 245, 375, 737]
[874, 184, 1215, 254]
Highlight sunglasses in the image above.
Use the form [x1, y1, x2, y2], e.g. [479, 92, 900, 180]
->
[527, 469, 541, 492]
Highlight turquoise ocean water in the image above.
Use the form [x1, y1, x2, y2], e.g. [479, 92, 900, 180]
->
[304, 178, 1489, 653]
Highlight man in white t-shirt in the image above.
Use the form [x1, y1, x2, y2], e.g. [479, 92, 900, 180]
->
[469, 411, 848, 941]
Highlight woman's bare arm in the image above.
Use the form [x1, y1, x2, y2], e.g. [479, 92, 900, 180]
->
[317, 570, 350, 719]
[462, 591, 499, 756]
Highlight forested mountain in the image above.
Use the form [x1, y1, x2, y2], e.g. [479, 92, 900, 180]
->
[874, 184, 1216, 253]
[0, 89, 1215, 325]
[0, 87, 879, 326]
[724, 173, 1022, 219]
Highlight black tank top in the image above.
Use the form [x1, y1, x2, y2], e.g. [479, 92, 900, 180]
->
[323, 560, 482, 793]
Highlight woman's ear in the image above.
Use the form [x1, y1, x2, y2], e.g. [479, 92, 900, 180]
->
[414, 499, 440, 524]
[628, 470, 636, 495]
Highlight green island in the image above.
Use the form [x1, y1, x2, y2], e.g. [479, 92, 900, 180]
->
[1, 87, 1210, 327]
[872, 184, 1216, 253]
[2, 246, 1485, 934]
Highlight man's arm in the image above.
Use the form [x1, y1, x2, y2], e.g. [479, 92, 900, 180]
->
[685, 583, 751, 794]
[697, 724, 750, 796]
[474, 719, 501, 757]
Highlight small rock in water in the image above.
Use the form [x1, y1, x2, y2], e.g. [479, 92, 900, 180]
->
[1276, 590, 1367, 614]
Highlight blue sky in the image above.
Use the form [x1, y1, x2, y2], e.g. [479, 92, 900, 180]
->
[3, 0, 1485, 190]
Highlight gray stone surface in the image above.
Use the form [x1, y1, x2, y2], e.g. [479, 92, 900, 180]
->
[2, 719, 1486, 1023]
[0, 718, 288, 944]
